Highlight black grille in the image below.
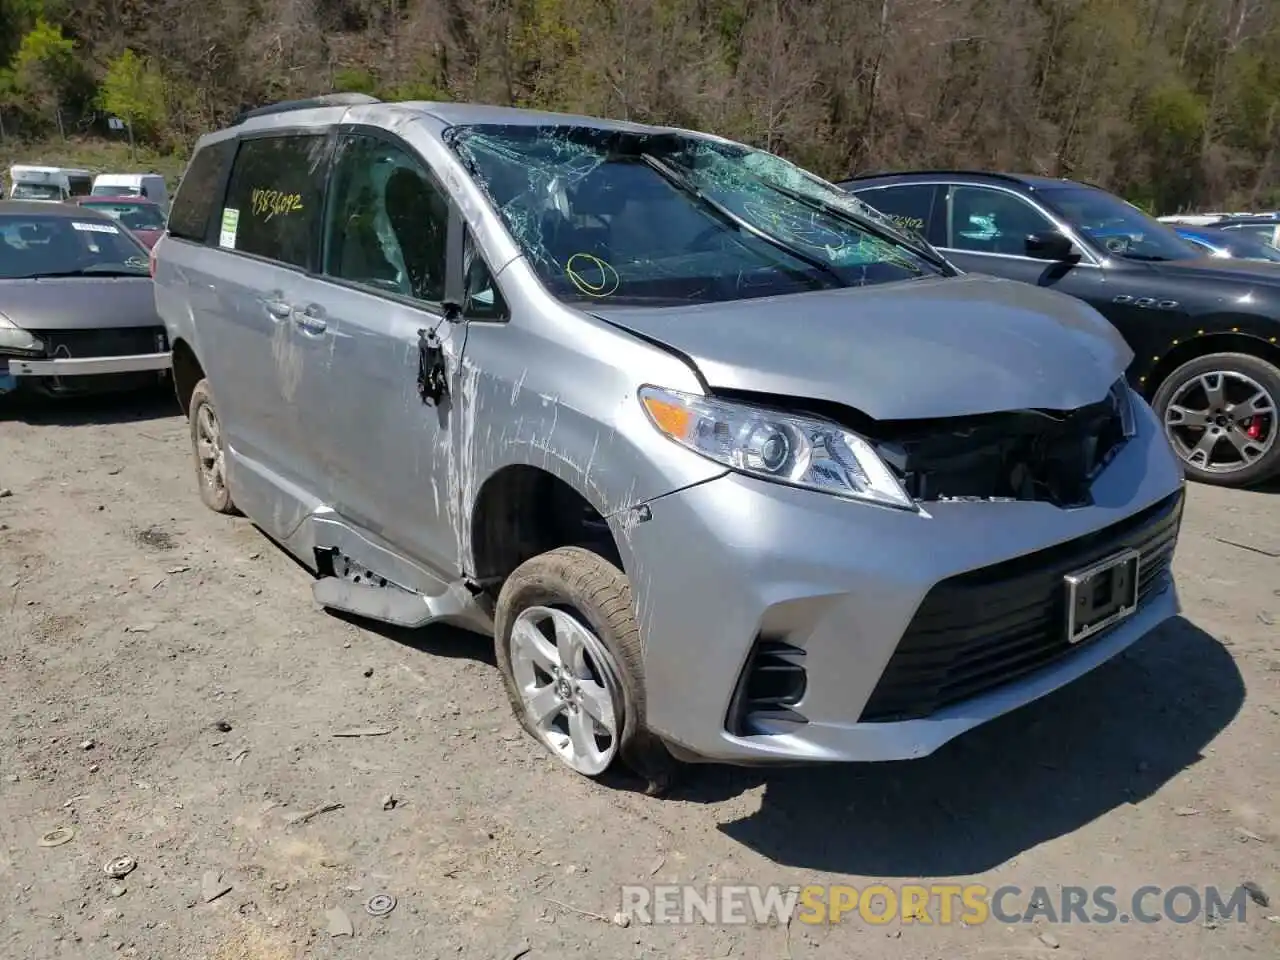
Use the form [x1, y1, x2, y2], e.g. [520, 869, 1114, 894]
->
[727, 640, 808, 735]
[859, 489, 1184, 722]
[32, 327, 167, 359]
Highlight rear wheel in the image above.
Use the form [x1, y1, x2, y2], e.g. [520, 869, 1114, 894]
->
[1152, 352, 1280, 487]
[494, 546, 675, 794]
[188, 379, 237, 514]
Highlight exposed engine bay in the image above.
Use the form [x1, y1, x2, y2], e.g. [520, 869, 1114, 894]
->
[870, 389, 1131, 507]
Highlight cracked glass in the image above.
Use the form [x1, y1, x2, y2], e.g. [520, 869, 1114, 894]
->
[446, 124, 943, 307]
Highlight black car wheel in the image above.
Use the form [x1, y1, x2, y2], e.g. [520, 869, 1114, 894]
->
[1152, 352, 1280, 487]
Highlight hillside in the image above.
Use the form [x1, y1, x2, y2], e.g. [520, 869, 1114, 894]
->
[1, 0, 1278, 211]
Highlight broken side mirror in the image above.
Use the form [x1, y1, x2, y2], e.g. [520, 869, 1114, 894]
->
[1025, 231, 1078, 262]
[417, 327, 448, 406]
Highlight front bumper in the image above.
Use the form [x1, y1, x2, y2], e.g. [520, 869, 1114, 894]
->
[9, 352, 171, 376]
[615, 399, 1186, 764]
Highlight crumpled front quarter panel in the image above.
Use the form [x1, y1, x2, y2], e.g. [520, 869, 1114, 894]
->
[452, 262, 727, 576]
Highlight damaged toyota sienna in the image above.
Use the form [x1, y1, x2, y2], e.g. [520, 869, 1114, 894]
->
[153, 94, 1186, 793]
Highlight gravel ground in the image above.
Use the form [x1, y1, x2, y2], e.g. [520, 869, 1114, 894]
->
[1, 387, 1278, 960]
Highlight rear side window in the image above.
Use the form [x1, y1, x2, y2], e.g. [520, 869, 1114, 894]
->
[854, 185, 941, 244]
[220, 134, 330, 268]
[168, 141, 232, 241]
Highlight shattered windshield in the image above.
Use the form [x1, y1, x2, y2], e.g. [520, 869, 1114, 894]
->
[446, 124, 943, 307]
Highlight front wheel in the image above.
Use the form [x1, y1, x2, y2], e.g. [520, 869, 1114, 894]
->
[493, 546, 675, 793]
[1151, 352, 1280, 488]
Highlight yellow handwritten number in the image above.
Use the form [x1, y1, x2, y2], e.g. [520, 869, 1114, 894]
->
[250, 188, 304, 221]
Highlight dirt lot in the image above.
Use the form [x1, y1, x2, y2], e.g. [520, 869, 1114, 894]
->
[1, 388, 1278, 960]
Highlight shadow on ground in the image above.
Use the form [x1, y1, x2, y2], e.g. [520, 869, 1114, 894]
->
[676, 616, 1243, 877]
[327, 608, 498, 667]
[0, 384, 179, 425]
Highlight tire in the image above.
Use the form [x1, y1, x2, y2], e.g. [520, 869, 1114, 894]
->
[1151, 352, 1280, 488]
[494, 546, 676, 794]
[188, 378, 238, 514]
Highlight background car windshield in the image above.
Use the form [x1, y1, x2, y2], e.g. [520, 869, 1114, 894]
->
[447, 124, 939, 306]
[10, 182, 61, 201]
[0, 214, 150, 279]
[91, 184, 139, 196]
[1039, 186, 1195, 261]
[82, 201, 165, 231]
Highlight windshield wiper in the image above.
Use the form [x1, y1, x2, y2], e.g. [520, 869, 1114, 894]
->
[638, 153, 847, 288]
[741, 175, 954, 273]
[32, 267, 147, 278]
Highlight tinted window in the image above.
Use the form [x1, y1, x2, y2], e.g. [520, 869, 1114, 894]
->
[854, 185, 940, 244]
[323, 134, 449, 302]
[1221, 222, 1280, 246]
[80, 201, 166, 231]
[168, 141, 233, 241]
[948, 185, 1056, 255]
[448, 124, 940, 308]
[221, 135, 329, 268]
[0, 214, 150, 279]
[1038, 185, 1194, 261]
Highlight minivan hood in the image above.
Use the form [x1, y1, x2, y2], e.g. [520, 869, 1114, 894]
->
[0, 276, 158, 330]
[589, 274, 1133, 421]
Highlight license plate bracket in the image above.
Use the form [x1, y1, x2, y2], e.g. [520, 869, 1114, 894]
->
[1065, 548, 1140, 644]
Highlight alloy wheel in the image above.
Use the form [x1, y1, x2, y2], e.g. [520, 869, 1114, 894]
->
[1163, 370, 1276, 475]
[508, 605, 621, 775]
[195, 403, 227, 497]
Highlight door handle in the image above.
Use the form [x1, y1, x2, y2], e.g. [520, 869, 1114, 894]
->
[263, 298, 293, 320]
[292, 305, 328, 334]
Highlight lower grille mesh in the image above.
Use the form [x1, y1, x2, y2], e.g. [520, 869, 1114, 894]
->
[859, 490, 1183, 722]
[31, 327, 167, 359]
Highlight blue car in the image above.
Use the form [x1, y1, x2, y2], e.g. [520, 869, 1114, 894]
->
[1172, 224, 1280, 262]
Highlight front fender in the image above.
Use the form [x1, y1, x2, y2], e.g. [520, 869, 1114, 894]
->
[1131, 313, 1280, 392]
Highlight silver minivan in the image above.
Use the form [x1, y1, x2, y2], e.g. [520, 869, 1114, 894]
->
[153, 94, 1186, 793]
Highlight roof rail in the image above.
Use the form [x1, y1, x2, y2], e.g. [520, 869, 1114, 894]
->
[231, 92, 380, 126]
[837, 169, 1044, 187]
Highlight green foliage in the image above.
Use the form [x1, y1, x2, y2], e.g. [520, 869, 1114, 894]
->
[0, 0, 1277, 211]
[0, 0, 44, 63]
[383, 79, 451, 103]
[1142, 83, 1206, 144]
[333, 67, 379, 95]
[11, 17, 75, 92]
[99, 48, 167, 137]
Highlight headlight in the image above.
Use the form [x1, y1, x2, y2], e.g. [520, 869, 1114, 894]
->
[0, 311, 44, 354]
[639, 385, 916, 510]
[1109, 377, 1137, 438]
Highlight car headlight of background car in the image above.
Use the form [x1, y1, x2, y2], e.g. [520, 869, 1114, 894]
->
[639, 385, 916, 510]
[0, 311, 44, 354]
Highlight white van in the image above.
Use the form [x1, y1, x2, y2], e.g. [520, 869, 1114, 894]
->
[7, 165, 94, 202]
[91, 173, 169, 210]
